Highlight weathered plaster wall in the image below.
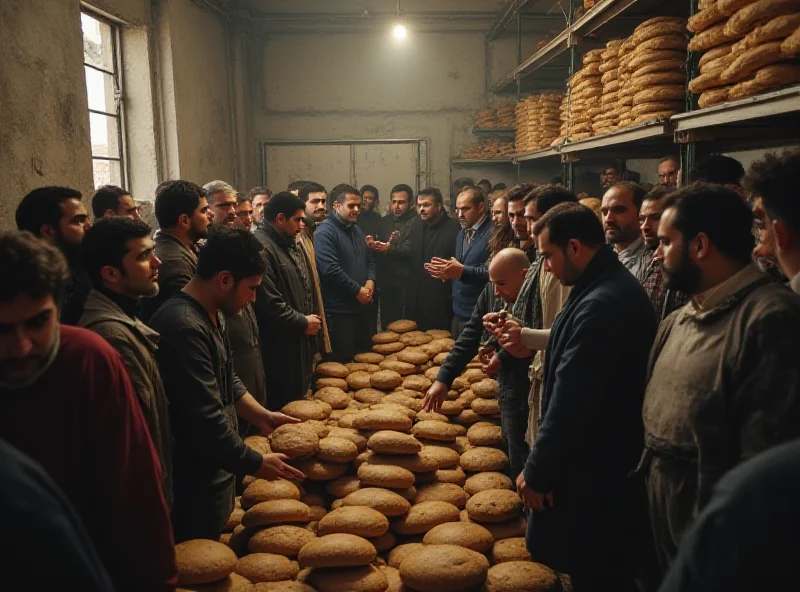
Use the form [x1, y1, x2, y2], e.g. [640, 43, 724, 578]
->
[0, 0, 94, 230]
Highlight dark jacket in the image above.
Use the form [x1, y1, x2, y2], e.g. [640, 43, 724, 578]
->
[376, 209, 417, 288]
[452, 215, 492, 318]
[226, 303, 266, 435]
[78, 290, 174, 509]
[141, 231, 197, 322]
[356, 209, 382, 239]
[254, 224, 318, 409]
[149, 292, 262, 542]
[315, 214, 376, 314]
[523, 246, 657, 577]
[406, 213, 461, 330]
[61, 266, 92, 326]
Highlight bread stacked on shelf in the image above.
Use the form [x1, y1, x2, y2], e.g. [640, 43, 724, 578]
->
[173, 320, 573, 592]
[593, 39, 625, 135]
[562, 48, 604, 142]
[495, 105, 516, 128]
[473, 106, 516, 130]
[463, 138, 515, 160]
[616, 37, 638, 127]
[688, 0, 800, 109]
[625, 17, 689, 125]
[474, 108, 498, 129]
[515, 93, 562, 152]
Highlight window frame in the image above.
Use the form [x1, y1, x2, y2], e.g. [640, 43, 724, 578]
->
[81, 9, 129, 189]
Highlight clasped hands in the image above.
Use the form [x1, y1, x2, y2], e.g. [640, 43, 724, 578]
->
[356, 280, 375, 305]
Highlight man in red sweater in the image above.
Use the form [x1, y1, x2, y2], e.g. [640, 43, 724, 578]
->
[0, 231, 177, 591]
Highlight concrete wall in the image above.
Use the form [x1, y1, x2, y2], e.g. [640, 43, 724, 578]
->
[0, 0, 94, 229]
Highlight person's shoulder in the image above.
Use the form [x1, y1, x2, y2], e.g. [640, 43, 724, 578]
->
[149, 295, 200, 333]
[746, 278, 800, 319]
[60, 325, 120, 359]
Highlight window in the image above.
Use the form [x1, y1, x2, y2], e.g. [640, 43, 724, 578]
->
[81, 11, 126, 189]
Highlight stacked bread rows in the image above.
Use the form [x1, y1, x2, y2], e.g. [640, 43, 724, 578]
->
[593, 39, 625, 134]
[514, 93, 563, 152]
[474, 106, 517, 129]
[463, 138, 516, 159]
[687, 0, 800, 108]
[561, 48, 604, 142]
[175, 319, 567, 592]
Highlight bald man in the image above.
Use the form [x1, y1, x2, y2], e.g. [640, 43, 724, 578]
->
[489, 248, 530, 301]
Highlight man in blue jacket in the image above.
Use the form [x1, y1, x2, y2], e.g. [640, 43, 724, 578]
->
[315, 184, 376, 363]
[426, 186, 491, 338]
[519, 202, 657, 591]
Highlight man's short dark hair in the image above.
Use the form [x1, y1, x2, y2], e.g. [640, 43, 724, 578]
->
[298, 182, 326, 203]
[82, 217, 152, 287]
[195, 226, 267, 281]
[330, 184, 361, 206]
[390, 184, 414, 202]
[743, 149, 800, 235]
[478, 179, 491, 187]
[525, 184, 578, 213]
[689, 154, 745, 186]
[505, 183, 537, 203]
[0, 231, 70, 304]
[237, 195, 252, 206]
[16, 186, 83, 236]
[458, 186, 485, 207]
[287, 180, 313, 192]
[418, 187, 444, 206]
[360, 185, 380, 201]
[249, 186, 272, 199]
[453, 178, 475, 191]
[663, 182, 755, 265]
[266, 192, 306, 222]
[658, 155, 680, 167]
[643, 185, 673, 203]
[154, 180, 204, 229]
[612, 181, 647, 210]
[492, 183, 507, 191]
[533, 202, 605, 248]
[91, 185, 130, 219]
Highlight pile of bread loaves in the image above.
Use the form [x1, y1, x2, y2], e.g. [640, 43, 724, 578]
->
[514, 93, 564, 152]
[687, 0, 800, 108]
[474, 106, 517, 130]
[175, 319, 569, 592]
[463, 139, 516, 160]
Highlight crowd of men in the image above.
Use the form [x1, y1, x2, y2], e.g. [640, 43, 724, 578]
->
[1, 149, 800, 591]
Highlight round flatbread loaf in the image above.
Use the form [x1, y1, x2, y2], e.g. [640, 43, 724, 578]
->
[306, 565, 388, 592]
[388, 543, 425, 568]
[688, 3, 727, 33]
[325, 475, 361, 498]
[467, 424, 504, 447]
[248, 525, 316, 557]
[269, 424, 320, 459]
[399, 544, 489, 592]
[455, 408, 482, 426]
[354, 352, 385, 364]
[721, 41, 785, 83]
[328, 427, 368, 452]
[414, 483, 469, 509]
[426, 329, 451, 339]
[423, 445, 461, 469]
[491, 538, 532, 564]
[387, 319, 417, 333]
[316, 362, 350, 378]
[243, 500, 311, 528]
[402, 374, 433, 392]
[316, 377, 349, 391]
[235, 553, 298, 583]
[244, 435, 271, 455]
[412, 420, 463, 442]
[354, 409, 412, 431]
[318, 506, 390, 538]
[347, 371, 373, 391]
[363, 450, 439, 473]
[461, 511, 527, 540]
[370, 370, 404, 390]
[296, 458, 350, 481]
[379, 360, 417, 376]
[439, 400, 464, 416]
[632, 101, 684, 117]
[397, 349, 429, 365]
[484, 561, 561, 592]
[241, 479, 301, 509]
[460, 447, 509, 472]
[347, 362, 370, 372]
[282, 400, 332, 421]
[436, 466, 467, 486]
[373, 331, 401, 344]
[368, 430, 423, 454]
[724, 0, 800, 39]
[372, 399, 418, 415]
[633, 85, 686, 106]
[471, 398, 501, 416]
[688, 22, 736, 52]
[373, 342, 406, 355]
[423, 521, 494, 554]
[399, 330, 434, 345]
[318, 436, 359, 463]
[466, 489, 523, 523]
[313, 387, 350, 410]
[298, 533, 377, 568]
[176, 539, 238, 585]
[471, 379, 499, 398]
[358, 463, 416, 488]
[392, 500, 461, 535]
[416, 410, 448, 422]
[354, 388, 385, 404]
[342, 487, 411, 516]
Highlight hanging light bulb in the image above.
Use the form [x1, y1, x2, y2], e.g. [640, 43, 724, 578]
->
[393, 23, 407, 39]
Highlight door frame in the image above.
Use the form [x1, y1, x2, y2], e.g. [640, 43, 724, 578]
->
[260, 138, 431, 195]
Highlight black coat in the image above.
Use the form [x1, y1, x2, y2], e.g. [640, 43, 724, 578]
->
[141, 231, 197, 323]
[356, 209, 382, 239]
[254, 224, 317, 409]
[405, 214, 461, 331]
[226, 303, 266, 436]
[522, 246, 657, 577]
[376, 209, 417, 288]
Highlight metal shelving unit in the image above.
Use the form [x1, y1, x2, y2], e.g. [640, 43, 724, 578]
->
[470, 127, 517, 137]
[451, 158, 516, 165]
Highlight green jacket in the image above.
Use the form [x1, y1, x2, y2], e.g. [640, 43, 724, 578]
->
[79, 290, 173, 508]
